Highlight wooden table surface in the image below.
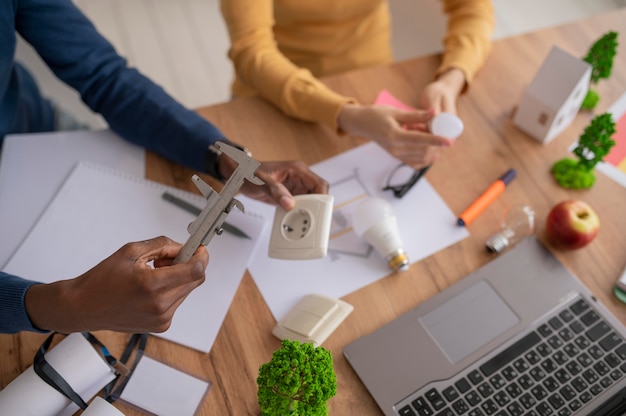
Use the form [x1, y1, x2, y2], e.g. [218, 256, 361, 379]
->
[2, 8, 626, 416]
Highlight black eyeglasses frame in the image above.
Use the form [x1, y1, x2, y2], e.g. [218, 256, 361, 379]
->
[382, 164, 431, 198]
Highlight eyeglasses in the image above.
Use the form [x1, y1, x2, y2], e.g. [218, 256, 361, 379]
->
[382, 163, 431, 198]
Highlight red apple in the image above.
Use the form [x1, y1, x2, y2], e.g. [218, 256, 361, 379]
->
[546, 200, 599, 250]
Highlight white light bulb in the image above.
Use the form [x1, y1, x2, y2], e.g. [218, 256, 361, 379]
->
[485, 204, 536, 253]
[351, 197, 409, 272]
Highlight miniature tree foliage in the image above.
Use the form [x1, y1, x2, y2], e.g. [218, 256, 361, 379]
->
[551, 158, 596, 189]
[257, 339, 337, 416]
[583, 31, 618, 84]
[572, 113, 616, 169]
[551, 112, 616, 189]
[581, 31, 618, 110]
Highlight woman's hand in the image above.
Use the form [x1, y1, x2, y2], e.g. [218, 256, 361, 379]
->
[337, 103, 453, 170]
[420, 68, 466, 115]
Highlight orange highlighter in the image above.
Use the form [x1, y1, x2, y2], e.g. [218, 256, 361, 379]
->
[457, 169, 517, 226]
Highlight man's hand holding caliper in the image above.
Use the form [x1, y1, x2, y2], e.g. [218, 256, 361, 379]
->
[24, 143, 329, 334]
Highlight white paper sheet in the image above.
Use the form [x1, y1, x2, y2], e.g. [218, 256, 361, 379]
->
[0, 333, 116, 416]
[82, 397, 125, 416]
[247, 142, 469, 320]
[0, 129, 145, 268]
[3, 162, 266, 353]
[120, 356, 210, 416]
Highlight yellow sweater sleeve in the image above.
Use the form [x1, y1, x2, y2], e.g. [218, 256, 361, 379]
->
[437, 0, 495, 85]
[220, 0, 493, 131]
[220, 0, 354, 132]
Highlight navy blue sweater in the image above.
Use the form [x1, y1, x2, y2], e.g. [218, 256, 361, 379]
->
[1, 0, 228, 333]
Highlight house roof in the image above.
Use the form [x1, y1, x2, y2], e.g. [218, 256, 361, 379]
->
[526, 46, 591, 109]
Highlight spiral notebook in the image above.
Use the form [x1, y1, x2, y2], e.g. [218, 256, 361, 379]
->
[3, 161, 267, 353]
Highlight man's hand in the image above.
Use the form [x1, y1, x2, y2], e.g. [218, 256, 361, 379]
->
[25, 236, 208, 333]
[337, 103, 453, 170]
[239, 160, 329, 210]
[219, 155, 329, 211]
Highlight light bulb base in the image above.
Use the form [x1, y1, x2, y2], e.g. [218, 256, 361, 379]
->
[485, 232, 509, 253]
[387, 249, 410, 272]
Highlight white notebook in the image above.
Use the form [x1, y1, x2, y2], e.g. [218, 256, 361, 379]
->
[0, 129, 145, 268]
[4, 161, 267, 353]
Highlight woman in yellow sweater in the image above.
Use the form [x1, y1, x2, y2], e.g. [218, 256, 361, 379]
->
[220, 0, 494, 169]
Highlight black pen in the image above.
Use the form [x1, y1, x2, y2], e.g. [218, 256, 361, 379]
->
[162, 192, 251, 239]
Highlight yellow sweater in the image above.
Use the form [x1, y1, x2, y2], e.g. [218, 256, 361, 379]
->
[220, 0, 494, 131]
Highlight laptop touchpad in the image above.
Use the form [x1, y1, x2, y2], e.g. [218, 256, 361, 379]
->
[420, 281, 519, 363]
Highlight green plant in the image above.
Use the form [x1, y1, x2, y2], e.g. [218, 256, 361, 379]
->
[257, 339, 337, 416]
[551, 112, 616, 189]
[580, 90, 599, 111]
[581, 31, 618, 110]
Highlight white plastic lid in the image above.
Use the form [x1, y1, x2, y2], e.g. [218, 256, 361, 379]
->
[429, 112, 464, 140]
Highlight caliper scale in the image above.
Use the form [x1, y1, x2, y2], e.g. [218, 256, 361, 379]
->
[173, 141, 263, 264]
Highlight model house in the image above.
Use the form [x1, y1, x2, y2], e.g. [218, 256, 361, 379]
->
[513, 46, 592, 144]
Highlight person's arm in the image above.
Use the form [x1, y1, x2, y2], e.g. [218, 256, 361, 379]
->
[220, 0, 453, 169]
[419, 0, 494, 115]
[219, 0, 353, 132]
[419, 0, 494, 113]
[21, 236, 208, 334]
[15, 0, 329, 207]
[0, 273, 45, 333]
[15, 0, 224, 177]
[437, 0, 495, 88]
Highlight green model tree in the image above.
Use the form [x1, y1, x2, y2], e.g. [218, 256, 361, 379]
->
[581, 31, 618, 110]
[257, 339, 337, 416]
[551, 112, 616, 189]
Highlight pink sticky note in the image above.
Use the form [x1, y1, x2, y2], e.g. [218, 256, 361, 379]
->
[605, 112, 626, 168]
[375, 89, 416, 111]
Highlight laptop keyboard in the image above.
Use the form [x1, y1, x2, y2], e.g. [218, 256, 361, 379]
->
[396, 297, 626, 416]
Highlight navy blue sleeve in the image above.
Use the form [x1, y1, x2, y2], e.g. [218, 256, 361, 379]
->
[0, 272, 46, 333]
[14, 0, 225, 176]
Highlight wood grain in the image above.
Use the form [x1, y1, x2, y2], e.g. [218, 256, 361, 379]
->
[2, 9, 625, 415]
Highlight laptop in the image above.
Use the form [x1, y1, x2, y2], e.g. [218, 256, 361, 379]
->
[344, 237, 626, 416]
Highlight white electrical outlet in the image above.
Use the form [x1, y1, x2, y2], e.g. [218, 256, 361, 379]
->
[268, 194, 334, 260]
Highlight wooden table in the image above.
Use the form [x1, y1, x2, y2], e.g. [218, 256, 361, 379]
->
[2, 8, 626, 415]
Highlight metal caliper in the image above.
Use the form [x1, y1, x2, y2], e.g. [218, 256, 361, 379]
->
[173, 141, 263, 264]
